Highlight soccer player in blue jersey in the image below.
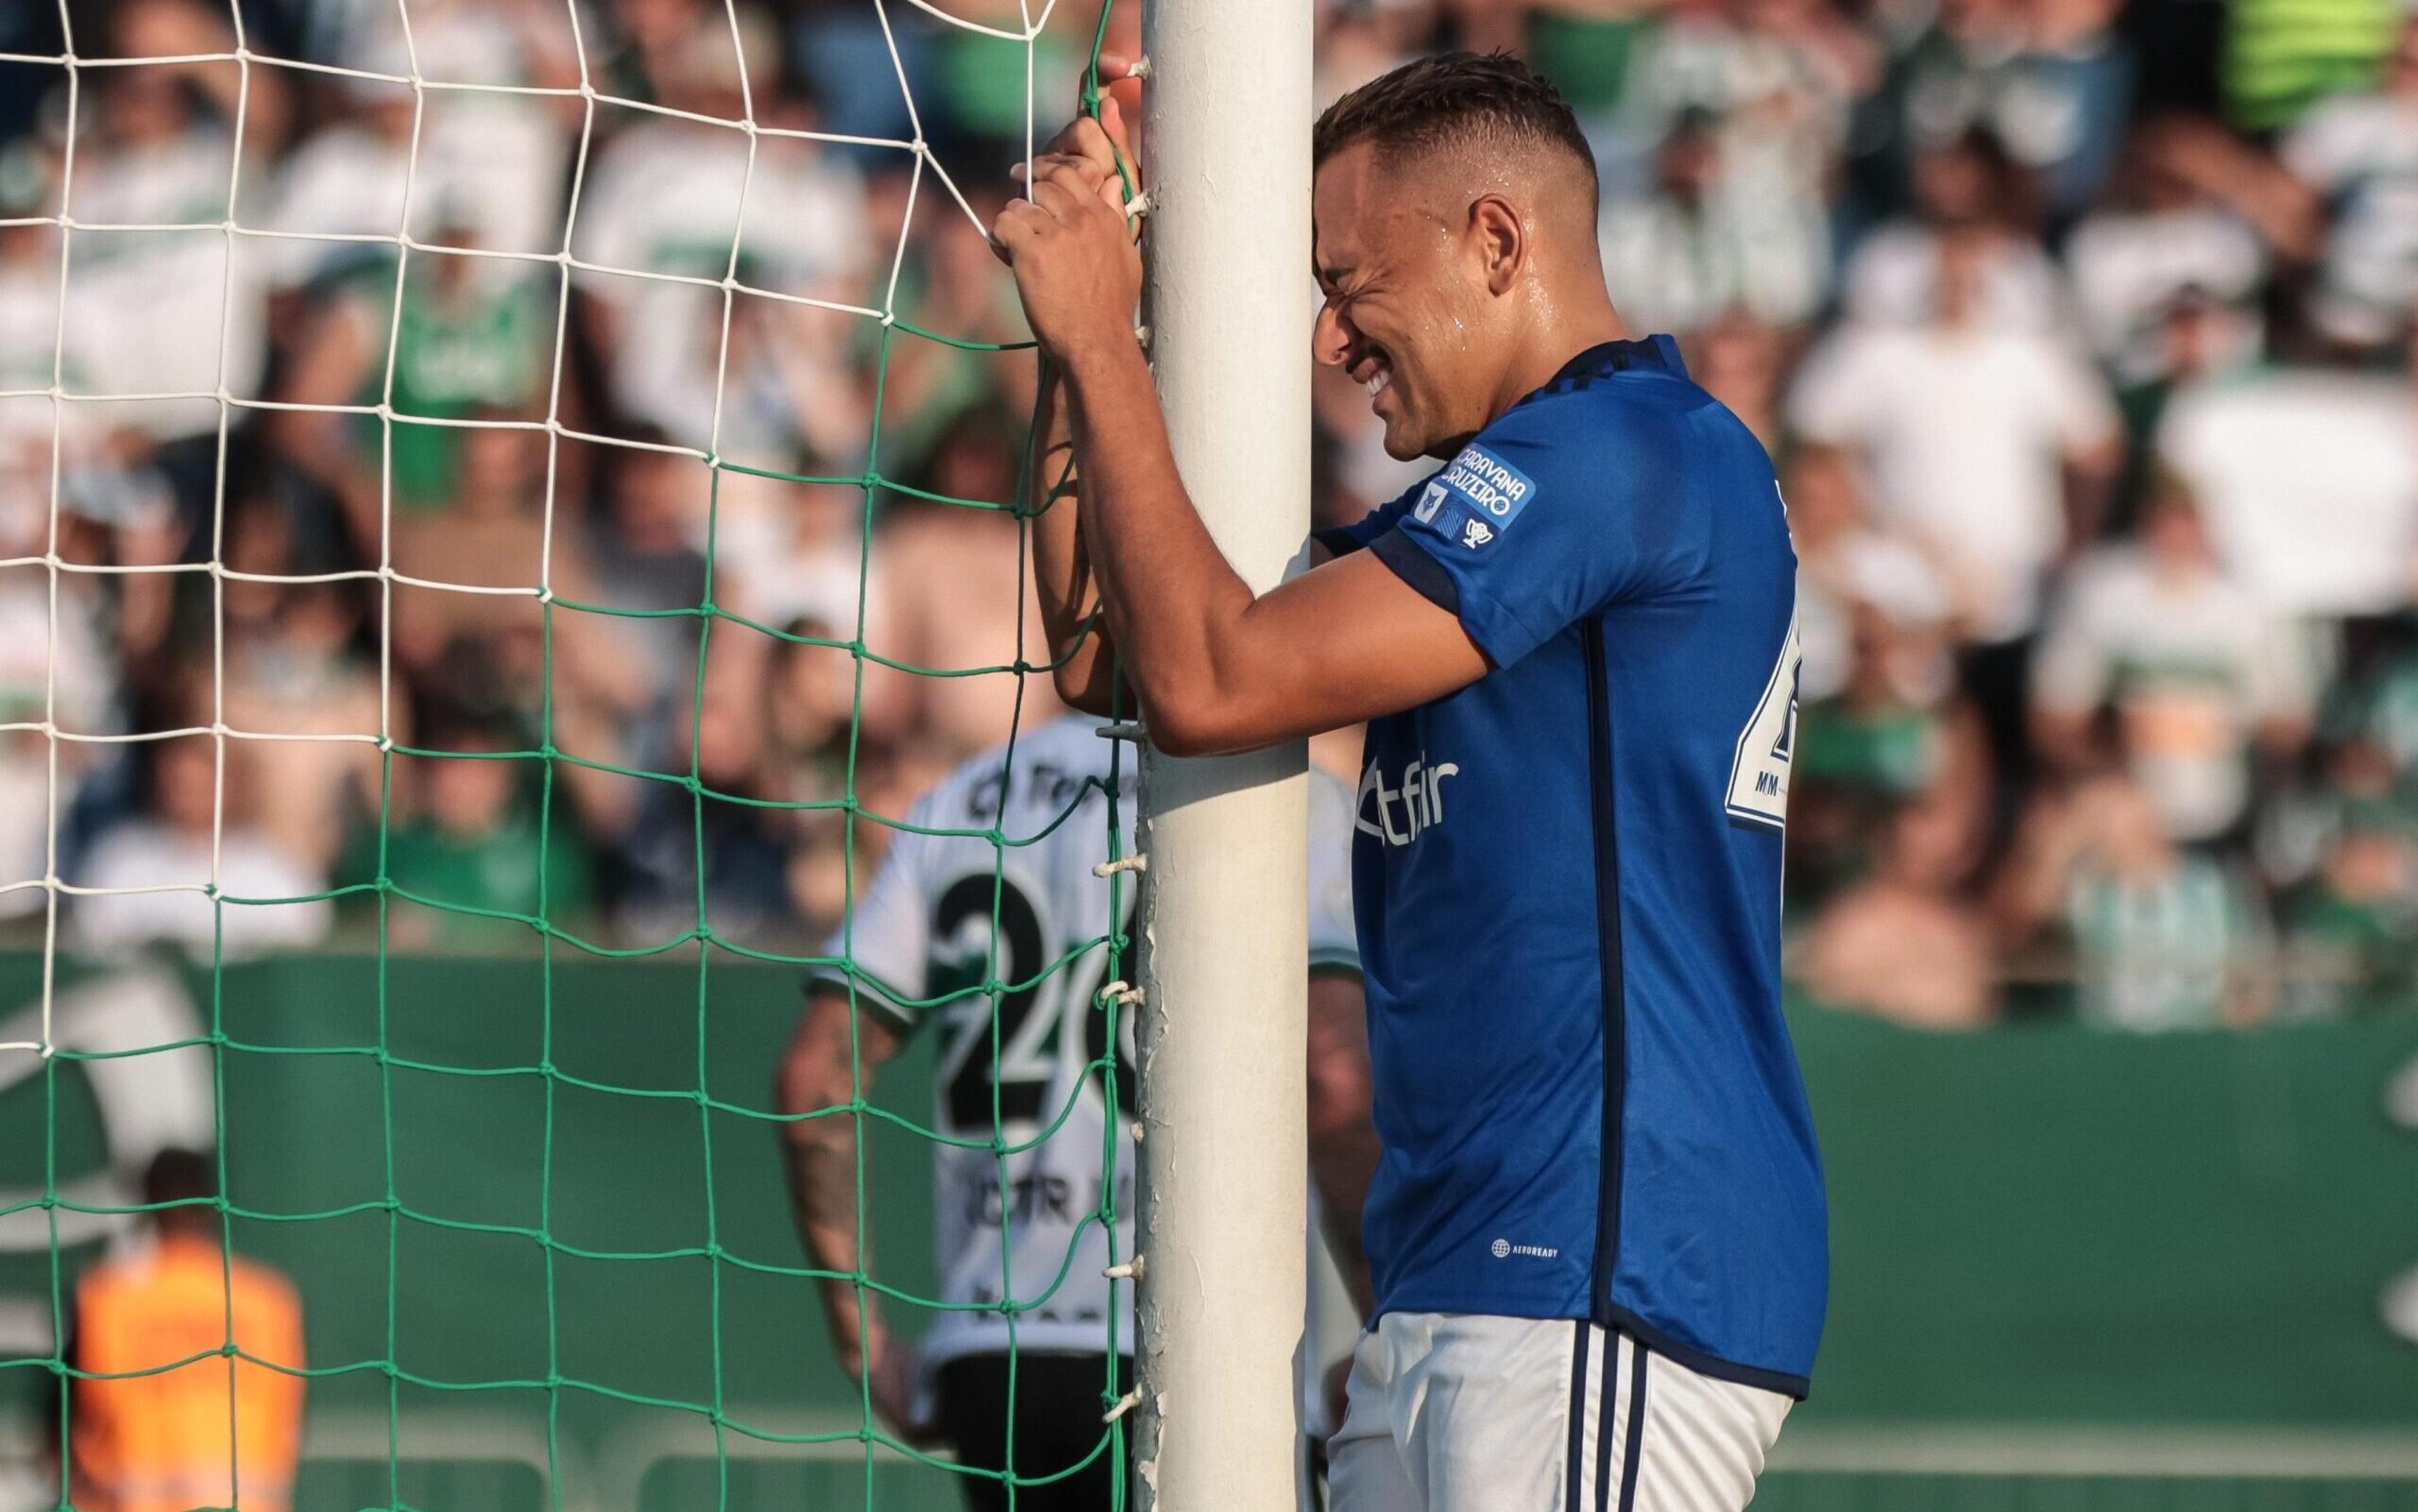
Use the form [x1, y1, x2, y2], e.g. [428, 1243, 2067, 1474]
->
[996, 51, 1825, 1512]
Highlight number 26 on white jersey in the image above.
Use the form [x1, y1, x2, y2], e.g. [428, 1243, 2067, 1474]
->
[1725, 610, 1800, 831]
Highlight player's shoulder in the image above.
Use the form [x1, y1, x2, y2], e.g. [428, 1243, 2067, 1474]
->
[1487, 337, 1744, 462]
[1465, 338, 1768, 509]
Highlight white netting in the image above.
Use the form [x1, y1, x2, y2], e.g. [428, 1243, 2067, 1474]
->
[0, 3, 1143, 1508]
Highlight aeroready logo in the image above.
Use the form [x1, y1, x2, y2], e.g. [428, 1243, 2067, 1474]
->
[1357, 751, 1460, 848]
[1490, 1237, 1559, 1261]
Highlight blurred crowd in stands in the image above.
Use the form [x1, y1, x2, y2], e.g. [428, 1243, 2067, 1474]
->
[8, 0, 2418, 1030]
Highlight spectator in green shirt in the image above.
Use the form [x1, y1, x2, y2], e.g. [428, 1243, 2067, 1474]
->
[342, 716, 594, 952]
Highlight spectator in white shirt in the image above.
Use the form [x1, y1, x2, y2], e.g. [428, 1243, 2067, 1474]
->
[569, 4, 869, 428]
[1791, 228, 2122, 649]
[264, 0, 576, 295]
[1598, 108, 1831, 336]
[60, 0, 288, 454]
[1793, 227, 2121, 787]
[2154, 351, 2418, 620]
[1839, 128, 2072, 335]
[2065, 119, 2285, 389]
[71, 736, 332, 961]
[2032, 477, 2312, 846]
[2282, 14, 2418, 350]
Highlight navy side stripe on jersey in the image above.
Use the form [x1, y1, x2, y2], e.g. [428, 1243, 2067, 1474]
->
[1581, 618, 1626, 1332]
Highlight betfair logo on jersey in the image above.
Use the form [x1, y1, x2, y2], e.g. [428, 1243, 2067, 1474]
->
[1358, 752, 1460, 847]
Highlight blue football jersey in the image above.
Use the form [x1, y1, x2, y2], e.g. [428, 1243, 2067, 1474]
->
[1315, 336, 1825, 1397]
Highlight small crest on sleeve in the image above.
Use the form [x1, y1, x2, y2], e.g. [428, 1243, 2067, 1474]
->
[1405, 443, 1537, 550]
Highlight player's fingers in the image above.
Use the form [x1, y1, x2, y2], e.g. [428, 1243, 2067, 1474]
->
[1030, 151, 1126, 215]
[1053, 116, 1123, 182]
[1098, 96, 1136, 172]
[1039, 112, 1111, 171]
[1028, 151, 1110, 190]
[1028, 173, 1091, 222]
[1095, 50, 1136, 82]
[990, 201, 1044, 262]
[1025, 174, 1083, 221]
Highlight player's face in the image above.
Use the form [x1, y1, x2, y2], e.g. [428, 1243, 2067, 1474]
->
[1312, 144, 1496, 462]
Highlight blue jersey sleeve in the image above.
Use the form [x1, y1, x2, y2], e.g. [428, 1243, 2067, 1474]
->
[1312, 472, 1436, 559]
[1369, 393, 1706, 668]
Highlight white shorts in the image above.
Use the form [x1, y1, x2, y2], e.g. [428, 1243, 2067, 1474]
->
[1328, 1312, 1792, 1512]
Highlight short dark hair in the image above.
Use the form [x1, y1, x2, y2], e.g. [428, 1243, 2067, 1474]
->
[143, 1147, 218, 1212]
[1314, 52, 1596, 190]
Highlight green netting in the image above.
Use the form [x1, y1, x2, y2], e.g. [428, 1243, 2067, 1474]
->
[5, 4, 1134, 1509]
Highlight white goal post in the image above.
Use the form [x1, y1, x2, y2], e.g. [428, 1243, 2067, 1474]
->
[1131, 0, 1317, 1508]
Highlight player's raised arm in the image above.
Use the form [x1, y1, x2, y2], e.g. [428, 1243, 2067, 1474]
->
[994, 118, 1492, 756]
[1027, 358, 1125, 716]
[995, 87, 1635, 756]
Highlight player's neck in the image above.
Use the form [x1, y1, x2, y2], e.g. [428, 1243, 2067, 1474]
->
[1488, 306, 1630, 421]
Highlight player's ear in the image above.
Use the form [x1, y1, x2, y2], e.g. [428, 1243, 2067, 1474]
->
[1470, 193, 1524, 298]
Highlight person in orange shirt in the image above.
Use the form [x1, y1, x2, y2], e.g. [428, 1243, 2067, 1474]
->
[67, 1149, 307, 1512]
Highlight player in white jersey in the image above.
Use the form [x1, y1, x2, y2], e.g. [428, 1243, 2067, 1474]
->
[776, 713, 1370, 1512]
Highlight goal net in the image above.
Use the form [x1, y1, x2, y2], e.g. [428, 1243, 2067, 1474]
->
[0, 1, 1143, 1508]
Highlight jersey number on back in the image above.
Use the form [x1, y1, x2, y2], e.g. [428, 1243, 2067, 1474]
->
[1725, 612, 1800, 831]
[928, 875, 1138, 1137]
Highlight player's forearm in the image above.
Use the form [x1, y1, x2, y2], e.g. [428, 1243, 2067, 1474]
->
[775, 995, 901, 1366]
[1029, 361, 1124, 715]
[1059, 338, 1264, 752]
[783, 1117, 884, 1356]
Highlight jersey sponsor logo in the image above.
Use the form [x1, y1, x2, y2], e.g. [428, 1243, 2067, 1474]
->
[951, 1164, 1135, 1232]
[1357, 751, 1459, 848]
[1490, 1237, 1559, 1260]
[1436, 443, 1536, 525]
